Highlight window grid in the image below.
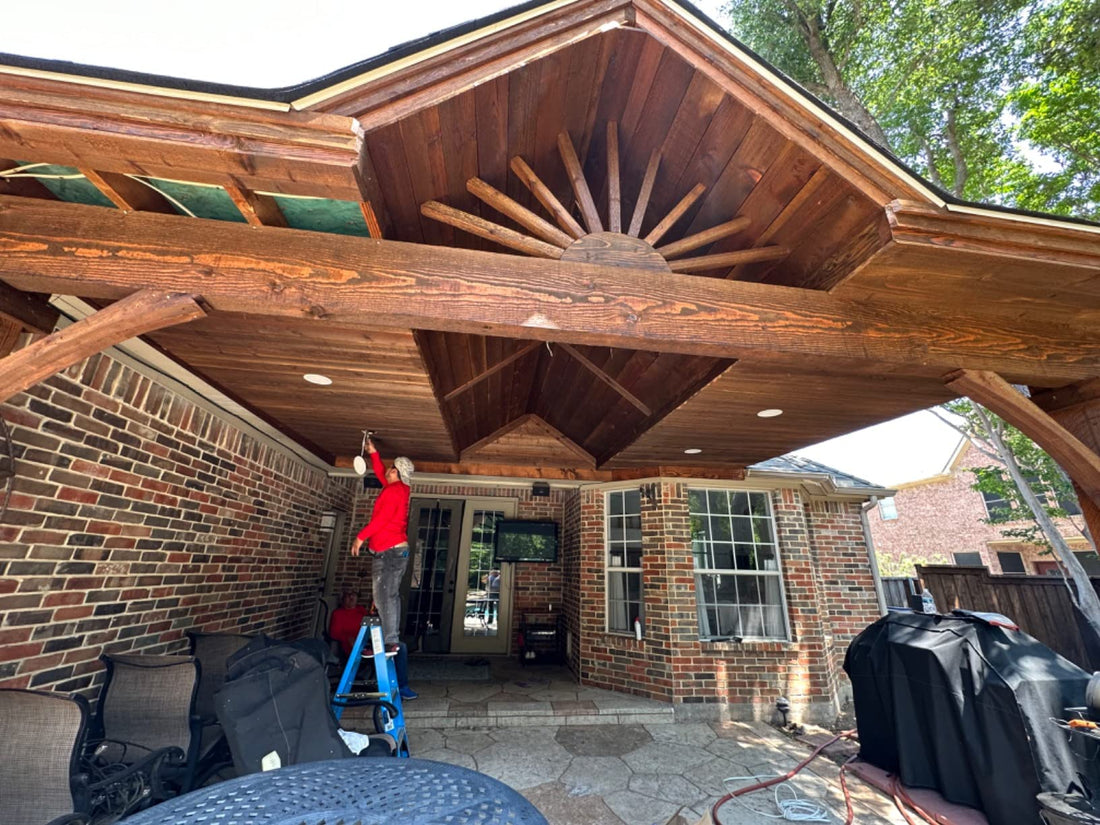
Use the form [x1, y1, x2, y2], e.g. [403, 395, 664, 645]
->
[689, 489, 789, 641]
[606, 489, 643, 634]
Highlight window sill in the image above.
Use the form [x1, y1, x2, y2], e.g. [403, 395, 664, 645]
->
[699, 638, 793, 653]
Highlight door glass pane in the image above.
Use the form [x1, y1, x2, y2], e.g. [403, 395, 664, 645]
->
[462, 509, 505, 637]
[404, 505, 453, 641]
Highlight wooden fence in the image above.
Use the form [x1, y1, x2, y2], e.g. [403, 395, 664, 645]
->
[882, 576, 920, 608]
[916, 565, 1100, 671]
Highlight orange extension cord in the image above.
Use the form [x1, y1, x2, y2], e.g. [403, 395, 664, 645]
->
[710, 730, 942, 825]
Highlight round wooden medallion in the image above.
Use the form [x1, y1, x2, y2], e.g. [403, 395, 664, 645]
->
[559, 232, 672, 272]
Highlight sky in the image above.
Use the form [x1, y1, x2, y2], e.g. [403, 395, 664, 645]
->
[0, 0, 958, 487]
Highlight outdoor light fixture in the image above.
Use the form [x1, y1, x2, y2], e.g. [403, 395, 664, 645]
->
[353, 430, 374, 476]
[684, 448, 702, 455]
[319, 510, 339, 532]
[531, 481, 551, 497]
[757, 408, 784, 418]
[303, 373, 332, 386]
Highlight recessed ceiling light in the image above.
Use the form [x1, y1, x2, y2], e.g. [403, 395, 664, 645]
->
[684, 448, 702, 455]
[757, 408, 783, 418]
[303, 373, 332, 386]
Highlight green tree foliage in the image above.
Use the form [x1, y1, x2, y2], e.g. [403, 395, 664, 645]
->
[721, 0, 1099, 218]
[877, 550, 948, 578]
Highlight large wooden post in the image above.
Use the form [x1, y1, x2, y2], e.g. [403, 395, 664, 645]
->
[1032, 379, 1100, 543]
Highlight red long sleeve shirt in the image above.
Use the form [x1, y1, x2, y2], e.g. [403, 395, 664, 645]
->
[355, 451, 410, 552]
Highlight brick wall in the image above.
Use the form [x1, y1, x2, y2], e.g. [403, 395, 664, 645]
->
[0, 353, 357, 697]
[576, 482, 880, 723]
[869, 443, 1091, 574]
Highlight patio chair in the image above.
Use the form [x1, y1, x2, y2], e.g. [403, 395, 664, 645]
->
[0, 688, 91, 825]
[186, 631, 252, 785]
[84, 653, 201, 818]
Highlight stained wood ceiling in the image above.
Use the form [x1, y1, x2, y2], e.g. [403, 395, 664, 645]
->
[1, 0, 1098, 478]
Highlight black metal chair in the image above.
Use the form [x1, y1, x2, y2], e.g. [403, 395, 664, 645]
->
[0, 688, 91, 825]
[186, 631, 252, 786]
[84, 653, 202, 819]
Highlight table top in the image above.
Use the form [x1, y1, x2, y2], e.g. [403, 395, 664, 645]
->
[122, 757, 548, 825]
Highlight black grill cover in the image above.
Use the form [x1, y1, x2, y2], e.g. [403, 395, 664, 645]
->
[844, 612, 1092, 825]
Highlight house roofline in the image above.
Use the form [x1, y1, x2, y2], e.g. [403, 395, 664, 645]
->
[1, 0, 1097, 232]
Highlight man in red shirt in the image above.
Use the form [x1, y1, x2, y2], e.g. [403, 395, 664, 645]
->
[350, 437, 414, 657]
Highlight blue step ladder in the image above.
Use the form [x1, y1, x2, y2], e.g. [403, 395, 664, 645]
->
[332, 621, 409, 757]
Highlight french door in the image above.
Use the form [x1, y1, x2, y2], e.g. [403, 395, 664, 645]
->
[449, 498, 517, 655]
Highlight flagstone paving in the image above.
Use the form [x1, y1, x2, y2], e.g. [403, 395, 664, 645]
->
[360, 657, 916, 824]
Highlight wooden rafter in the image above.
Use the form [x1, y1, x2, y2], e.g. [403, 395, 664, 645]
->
[644, 183, 705, 246]
[628, 150, 661, 238]
[0, 289, 205, 404]
[595, 359, 736, 465]
[944, 369, 1100, 504]
[420, 200, 564, 258]
[224, 181, 289, 227]
[466, 178, 574, 248]
[2, 196, 1099, 381]
[607, 121, 621, 233]
[81, 169, 176, 213]
[657, 216, 751, 260]
[0, 280, 59, 334]
[443, 342, 541, 402]
[557, 131, 602, 234]
[559, 343, 651, 416]
[509, 156, 585, 239]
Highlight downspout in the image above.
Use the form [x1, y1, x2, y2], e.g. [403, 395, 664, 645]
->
[862, 496, 888, 616]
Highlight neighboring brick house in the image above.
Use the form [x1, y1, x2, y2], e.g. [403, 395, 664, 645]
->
[0, 348, 887, 723]
[867, 439, 1093, 576]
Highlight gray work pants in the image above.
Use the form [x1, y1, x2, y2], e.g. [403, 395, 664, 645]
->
[371, 543, 409, 646]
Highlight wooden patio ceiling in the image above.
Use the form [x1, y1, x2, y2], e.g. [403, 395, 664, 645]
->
[1, 0, 1098, 478]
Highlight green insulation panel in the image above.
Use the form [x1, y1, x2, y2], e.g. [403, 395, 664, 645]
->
[20, 163, 115, 208]
[144, 178, 246, 222]
[272, 195, 372, 237]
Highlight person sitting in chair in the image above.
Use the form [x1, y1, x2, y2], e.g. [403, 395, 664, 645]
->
[329, 591, 368, 657]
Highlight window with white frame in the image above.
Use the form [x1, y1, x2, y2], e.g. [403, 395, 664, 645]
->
[878, 497, 898, 520]
[606, 489, 643, 633]
[689, 488, 788, 641]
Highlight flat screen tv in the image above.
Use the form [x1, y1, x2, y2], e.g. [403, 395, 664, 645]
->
[493, 520, 558, 563]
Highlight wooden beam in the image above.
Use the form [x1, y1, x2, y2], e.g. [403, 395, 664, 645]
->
[509, 156, 585, 239]
[0, 289, 205, 404]
[443, 341, 540, 402]
[223, 181, 289, 227]
[0, 318, 20, 357]
[421, 200, 563, 258]
[0, 79, 363, 199]
[644, 183, 706, 247]
[1032, 379, 1100, 416]
[657, 216, 751, 260]
[606, 121, 621, 233]
[559, 343, 652, 416]
[627, 150, 661, 238]
[557, 131, 602, 234]
[0, 280, 59, 333]
[376, 460, 749, 481]
[944, 369, 1100, 504]
[1, 196, 1098, 382]
[80, 169, 176, 213]
[466, 177, 574, 248]
[668, 246, 790, 273]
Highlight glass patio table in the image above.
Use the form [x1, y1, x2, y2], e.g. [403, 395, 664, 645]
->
[121, 757, 547, 825]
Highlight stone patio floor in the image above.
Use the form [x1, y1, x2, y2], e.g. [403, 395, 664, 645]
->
[344, 656, 913, 824]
